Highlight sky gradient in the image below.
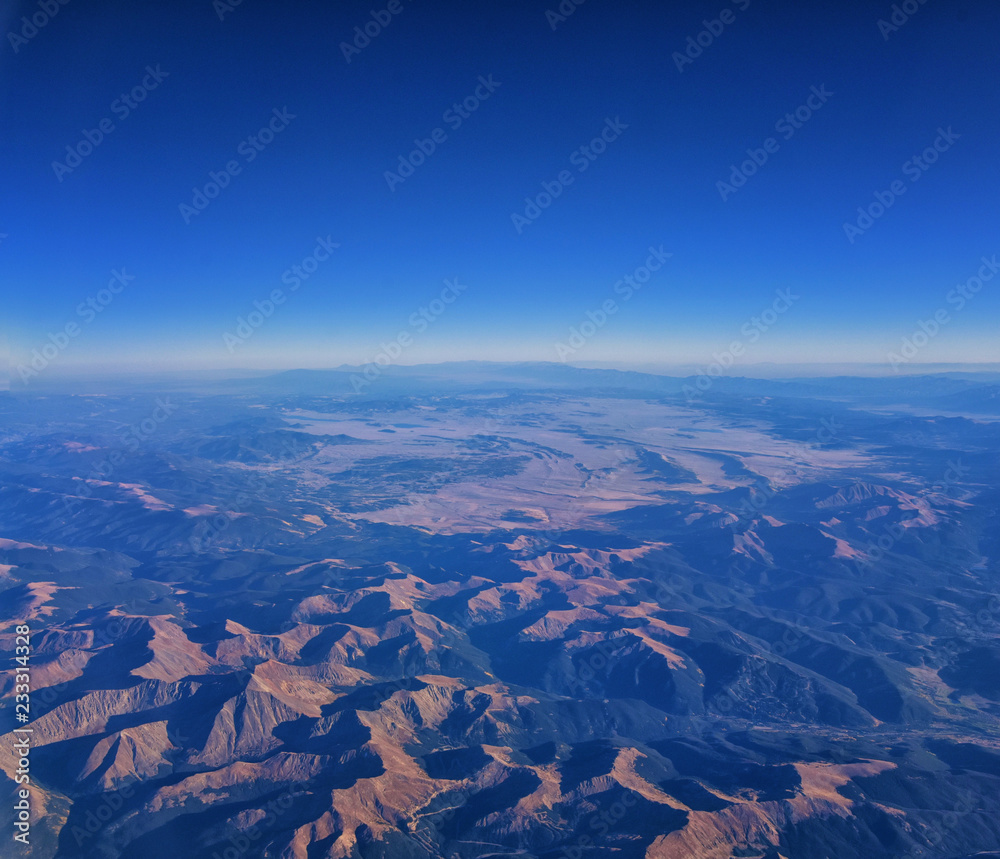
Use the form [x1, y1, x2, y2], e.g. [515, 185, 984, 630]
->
[2, 0, 999, 379]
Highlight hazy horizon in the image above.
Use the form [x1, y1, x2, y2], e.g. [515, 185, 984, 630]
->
[4, 0, 999, 379]
[6, 358, 1000, 389]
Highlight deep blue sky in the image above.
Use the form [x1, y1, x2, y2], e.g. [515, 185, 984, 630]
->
[2, 0, 998, 377]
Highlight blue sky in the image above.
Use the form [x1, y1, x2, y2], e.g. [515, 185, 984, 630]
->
[2, 0, 999, 377]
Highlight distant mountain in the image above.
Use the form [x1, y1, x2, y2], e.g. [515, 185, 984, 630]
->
[930, 384, 1000, 414]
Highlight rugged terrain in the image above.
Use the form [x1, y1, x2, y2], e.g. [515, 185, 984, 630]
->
[1, 365, 999, 858]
